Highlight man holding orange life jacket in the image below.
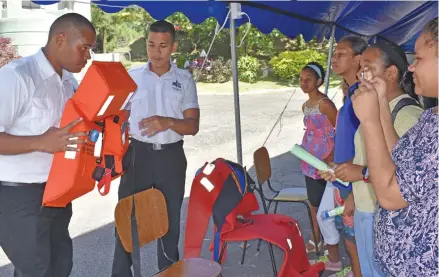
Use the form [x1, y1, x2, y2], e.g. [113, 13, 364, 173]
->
[112, 20, 200, 276]
[0, 13, 96, 277]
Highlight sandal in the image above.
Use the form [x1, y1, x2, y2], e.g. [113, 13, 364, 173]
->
[328, 266, 354, 277]
[305, 239, 323, 253]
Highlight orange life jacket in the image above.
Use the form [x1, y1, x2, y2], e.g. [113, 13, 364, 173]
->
[42, 61, 137, 207]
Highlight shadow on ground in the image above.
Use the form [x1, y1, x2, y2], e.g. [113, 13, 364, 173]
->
[0, 152, 348, 277]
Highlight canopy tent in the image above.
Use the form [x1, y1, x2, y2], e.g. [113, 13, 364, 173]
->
[33, 0, 438, 164]
[34, 1, 437, 51]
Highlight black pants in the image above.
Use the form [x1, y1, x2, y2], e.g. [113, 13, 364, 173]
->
[0, 183, 73, 277]
[304, 176, 327, 207]
[111, 139, 187, 276]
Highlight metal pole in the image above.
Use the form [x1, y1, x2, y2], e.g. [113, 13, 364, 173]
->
[229, 10, 243, 165]
[324, 24, 336, 95]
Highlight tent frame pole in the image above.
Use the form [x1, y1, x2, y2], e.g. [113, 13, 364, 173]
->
[324, 24, 336, 95]
[229, 6, 243, 165]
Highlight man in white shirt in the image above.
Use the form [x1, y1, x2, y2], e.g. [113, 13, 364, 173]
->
[0, 13, 96, 277]
[112, 20, 200, 276]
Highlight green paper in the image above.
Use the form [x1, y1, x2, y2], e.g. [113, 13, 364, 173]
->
[290, 144, 350, 186]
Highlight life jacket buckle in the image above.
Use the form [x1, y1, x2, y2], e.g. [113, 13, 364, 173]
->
[236, 215, 253, 226]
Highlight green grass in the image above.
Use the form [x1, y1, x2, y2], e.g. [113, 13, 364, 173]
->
[197, 75, 343, 94]
[124, 62, 343, 93]
[197, 77, 291, 93]
[125, 61, 146, 69]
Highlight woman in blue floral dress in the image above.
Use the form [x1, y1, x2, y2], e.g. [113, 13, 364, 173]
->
[351, 18, 438, 277]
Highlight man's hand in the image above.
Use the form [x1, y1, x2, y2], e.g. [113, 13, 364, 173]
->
[39, 117, 88, 153]
[318, 162, 337, 182]
[343, 192, 355, 217]
[138, 116, 173, 137]
[334, 163, 364, 182]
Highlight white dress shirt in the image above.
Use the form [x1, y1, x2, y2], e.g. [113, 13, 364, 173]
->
[0, 49, 75, 183]
[128, 61, 199, 144]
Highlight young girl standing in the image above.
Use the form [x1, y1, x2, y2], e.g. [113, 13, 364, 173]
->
[300, 62, 338, 253]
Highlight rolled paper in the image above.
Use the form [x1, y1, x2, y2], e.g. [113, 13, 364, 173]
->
[321, 206, 345, 220]
[290, 144, 350, 187]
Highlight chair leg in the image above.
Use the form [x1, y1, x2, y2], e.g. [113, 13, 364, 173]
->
[267, 200, 273, 213]
[218, 241, 228, 264]
[240, 241, 248, 265]
[268, 242, 278, 277]
[258, 201, 279, 252]
[273, 201, 279, 214]
[302, 201, 321, 256]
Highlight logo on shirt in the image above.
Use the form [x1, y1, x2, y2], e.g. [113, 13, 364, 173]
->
[172, 80, 182, 91]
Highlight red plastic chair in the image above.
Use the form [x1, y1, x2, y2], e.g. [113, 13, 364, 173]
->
[184, 159, 325, 277]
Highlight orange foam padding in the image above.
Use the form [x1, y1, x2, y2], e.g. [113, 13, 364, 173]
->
[43, 101, 101, 207]
[71, 61, 137, 122]
[43, 61, 137, 207]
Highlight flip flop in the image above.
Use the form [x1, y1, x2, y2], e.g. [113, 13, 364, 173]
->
[306, 239, 323, 253]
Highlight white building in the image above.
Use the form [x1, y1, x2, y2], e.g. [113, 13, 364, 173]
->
[0, 0, 91, 80]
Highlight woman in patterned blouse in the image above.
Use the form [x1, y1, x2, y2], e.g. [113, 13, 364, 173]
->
[351, 18, 438, 277]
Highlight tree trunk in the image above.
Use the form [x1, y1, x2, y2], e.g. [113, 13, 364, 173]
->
[103, 28, 107, 53]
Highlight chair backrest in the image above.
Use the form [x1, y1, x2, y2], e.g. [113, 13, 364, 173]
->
[115, 188, 169, 253]
[253, 147, 272, 184]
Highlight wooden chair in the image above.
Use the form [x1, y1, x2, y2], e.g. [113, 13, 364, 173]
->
[251, 146, 320, 255]
[115, 188, 222, 277]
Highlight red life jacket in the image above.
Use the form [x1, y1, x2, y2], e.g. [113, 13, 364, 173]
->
[184, 158, 325, 277]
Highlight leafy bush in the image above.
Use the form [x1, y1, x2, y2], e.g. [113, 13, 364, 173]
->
[173, 52, 197, 69]
[121, 59, 132, 69]
[269, 50, 327, 81]
[238, 55, 260, 83]
[209, 57, 232, 83]
[175, 54, 187, 69]
[0, 37, 20, 68]
[192, 68, 205, 82]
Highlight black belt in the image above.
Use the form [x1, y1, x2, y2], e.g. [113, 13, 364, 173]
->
[0, 181, 46, 188]
[131, 139, 183, 151]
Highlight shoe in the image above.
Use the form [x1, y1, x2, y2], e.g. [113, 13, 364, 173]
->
[324, 260, 343, 272]
[309, 256, 343, 272]
[328, 266, 354, 277]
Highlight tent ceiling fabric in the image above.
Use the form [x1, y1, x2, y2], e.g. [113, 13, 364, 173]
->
[33, 1, 438, 51]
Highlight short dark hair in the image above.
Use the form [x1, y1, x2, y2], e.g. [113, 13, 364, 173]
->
[149, 20, 176, 42]
[48, 12, 95, 40]
[339, 36, 368, 56]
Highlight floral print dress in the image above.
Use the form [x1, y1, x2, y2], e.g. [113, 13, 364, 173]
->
[301, 98, 335, 179]
[374, 108, 438, 277]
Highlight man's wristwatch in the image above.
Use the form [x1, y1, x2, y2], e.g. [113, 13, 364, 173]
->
[362, 167, 369, 183]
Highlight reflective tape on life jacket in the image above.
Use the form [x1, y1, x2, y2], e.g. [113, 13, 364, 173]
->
[185, 159, 253, 259]
[185, 158, 325, 277]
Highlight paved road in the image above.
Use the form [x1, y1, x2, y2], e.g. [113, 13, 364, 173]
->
[0, 88, 348, 277]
